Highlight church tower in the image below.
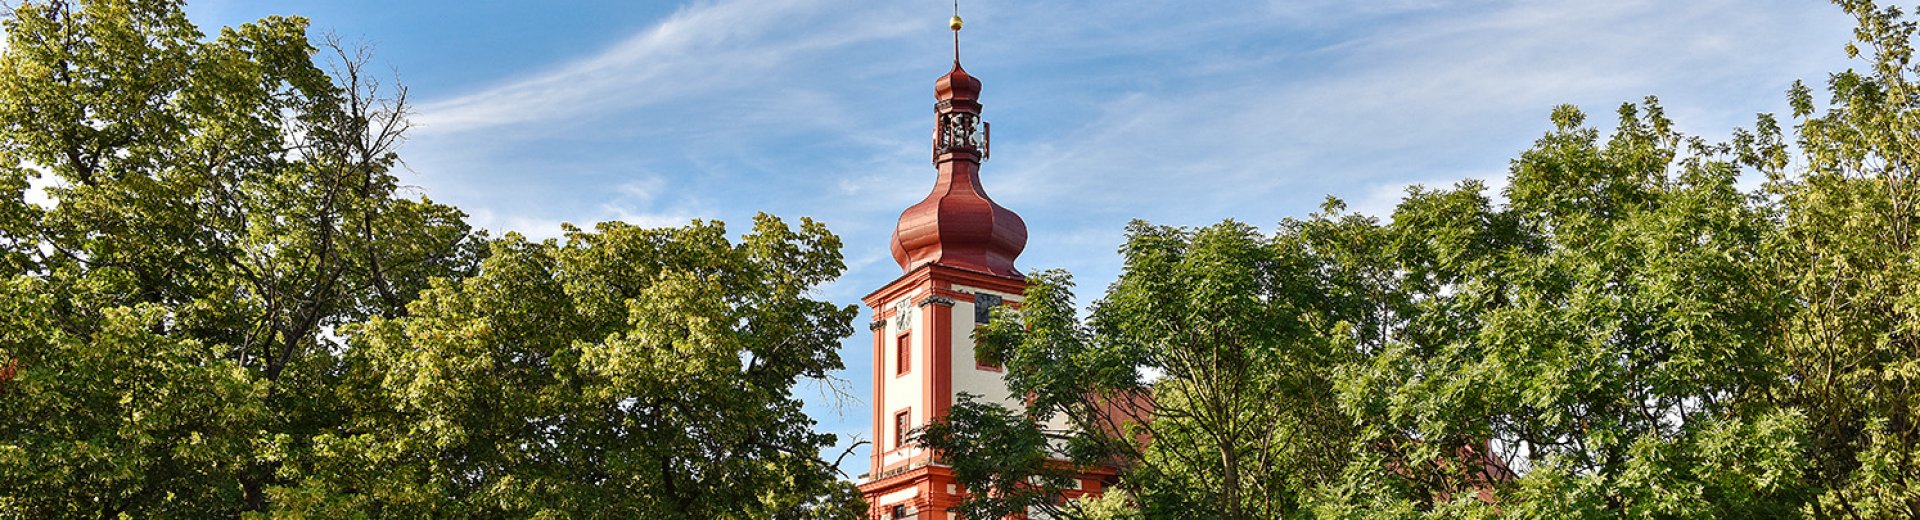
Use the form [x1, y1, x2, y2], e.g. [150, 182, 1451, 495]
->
[856, 11, 1110, 520]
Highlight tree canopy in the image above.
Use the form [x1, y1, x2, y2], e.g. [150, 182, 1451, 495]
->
[274, 218, 862, 518]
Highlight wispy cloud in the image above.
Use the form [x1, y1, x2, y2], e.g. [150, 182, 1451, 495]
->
[1349, 173, 1511, 219]
[1263, 0, 1477, 24]
[456, 173, 705, 240]
[412, 0, 917, 135]
[600, 175, 705, 229]
[984, 0, 1850, 225]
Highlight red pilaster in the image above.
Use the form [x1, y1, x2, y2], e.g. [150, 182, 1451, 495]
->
[931, 302, 953, 418]
[871, 319, 885, 474]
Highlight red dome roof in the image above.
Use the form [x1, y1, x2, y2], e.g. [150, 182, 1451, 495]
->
[889, 161, 1027, 277]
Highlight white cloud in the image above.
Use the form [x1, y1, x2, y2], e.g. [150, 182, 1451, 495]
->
[463, 208, 572, 241]
[612, 176, 665, 206]
[1349, 173, 1511, 219]
[600, 174, 706, 228]
[461, 174, 705, 239]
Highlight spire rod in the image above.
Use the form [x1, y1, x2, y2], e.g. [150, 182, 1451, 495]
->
[949, 0, 962, 63]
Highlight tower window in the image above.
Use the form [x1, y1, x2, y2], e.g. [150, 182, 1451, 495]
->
[896, 332, 911, 376]
[895, 410, 911, 448]
[974, 293, 1002, 324]
[976, 350, 1002, 372]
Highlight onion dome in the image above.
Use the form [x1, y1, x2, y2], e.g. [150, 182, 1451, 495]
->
[935, 63, 981, 103]
[888, 159, 1027, 278]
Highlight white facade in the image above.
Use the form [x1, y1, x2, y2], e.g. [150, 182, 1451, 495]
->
[949, 285, 1023, 411]
[880, 296, 926, 468]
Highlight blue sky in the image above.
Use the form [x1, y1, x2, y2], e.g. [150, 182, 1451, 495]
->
[181, 0, 1858, 479]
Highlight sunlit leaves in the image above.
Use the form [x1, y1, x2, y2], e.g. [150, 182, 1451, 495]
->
[288, 217, 860, 518]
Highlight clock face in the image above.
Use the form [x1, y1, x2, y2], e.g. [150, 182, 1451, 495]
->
[893, 299, 913, 331]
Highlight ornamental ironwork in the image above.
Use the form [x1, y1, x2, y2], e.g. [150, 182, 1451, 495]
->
[934, 111, 988, 159]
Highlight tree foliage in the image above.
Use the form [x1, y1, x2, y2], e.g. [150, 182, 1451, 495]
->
[915, 393, 1079, 520]
[927, 213, 1379, 519]
[0, 1, 864, 517]
[0, 0, 479, 515]
[272, 217, 861, 518]
[1328, 99, 1809, 518]
[1778, 1, 1920, 515]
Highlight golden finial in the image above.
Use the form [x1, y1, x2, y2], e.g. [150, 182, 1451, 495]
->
[950, 0, 964, 61]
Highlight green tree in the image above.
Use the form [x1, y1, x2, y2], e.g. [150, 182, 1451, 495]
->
[0, 278, 262, 516]
[0, 0, 477, 515]
[924, 213, 1384, 519]
[1324, 100, 1810, 518]
[272, 217, 862, 518]
[1778, 1, 1920, 515]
